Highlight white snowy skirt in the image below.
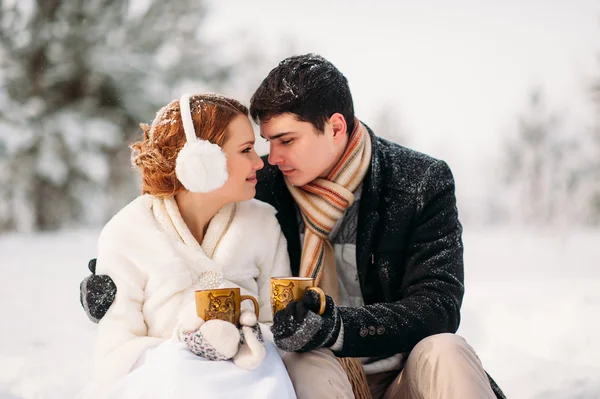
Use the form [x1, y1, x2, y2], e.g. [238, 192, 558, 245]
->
[96, 340, 297, 399]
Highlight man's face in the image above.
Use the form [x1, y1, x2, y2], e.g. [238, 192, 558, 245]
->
[260, 113, 343, 187]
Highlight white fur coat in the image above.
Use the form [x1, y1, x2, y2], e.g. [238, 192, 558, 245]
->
[91, 195, 290, 386]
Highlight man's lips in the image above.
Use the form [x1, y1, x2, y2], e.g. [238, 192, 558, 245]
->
[279, 168, 295, 175]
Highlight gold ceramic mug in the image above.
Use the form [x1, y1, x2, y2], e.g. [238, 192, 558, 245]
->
[270, 277, 326, 316]
[195, 287, 259, 326]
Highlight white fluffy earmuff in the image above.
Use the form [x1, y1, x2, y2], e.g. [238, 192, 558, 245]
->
[175, 94, 228, 193]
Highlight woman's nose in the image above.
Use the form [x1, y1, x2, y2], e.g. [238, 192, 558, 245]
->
[253, 151, 265, 170]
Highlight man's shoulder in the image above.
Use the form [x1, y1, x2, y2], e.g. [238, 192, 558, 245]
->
[373, 136, 452, 193]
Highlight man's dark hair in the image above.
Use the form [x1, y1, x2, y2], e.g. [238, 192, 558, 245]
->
[250, 54, 355, 134]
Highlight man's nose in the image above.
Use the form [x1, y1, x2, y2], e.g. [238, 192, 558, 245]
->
[268, 147, 282, 166]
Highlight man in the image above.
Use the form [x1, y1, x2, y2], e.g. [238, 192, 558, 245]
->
[80, 54, 505, 399]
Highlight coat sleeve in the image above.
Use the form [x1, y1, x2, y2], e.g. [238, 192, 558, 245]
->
[335, 160, 465, 357]
[92, 231, 163, 385]
[255, 213, 292, 327]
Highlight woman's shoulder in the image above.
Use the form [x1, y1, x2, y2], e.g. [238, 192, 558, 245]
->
[231, 199, 281, 236]
[98, 195, 154, 246]
[235, 198, 278, 219]
[94, 195, 157, 277]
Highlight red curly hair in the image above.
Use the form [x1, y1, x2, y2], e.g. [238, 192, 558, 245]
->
[130, 94, 248, 197]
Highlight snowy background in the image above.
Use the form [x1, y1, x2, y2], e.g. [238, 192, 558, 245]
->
[1, 228, 599, 398]
[1, 0, 600, 398]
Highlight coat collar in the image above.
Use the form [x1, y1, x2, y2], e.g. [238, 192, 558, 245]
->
[151, 196, 236, 260]
[356, 124, 382, 280]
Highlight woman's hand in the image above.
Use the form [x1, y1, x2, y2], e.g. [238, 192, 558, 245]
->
[233, 310, 267, 370]
[180, 319, 240, 361]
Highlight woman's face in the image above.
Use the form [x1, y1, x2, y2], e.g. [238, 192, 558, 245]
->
[216, 114, 264, 202]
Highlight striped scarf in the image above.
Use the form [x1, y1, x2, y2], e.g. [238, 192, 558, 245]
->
[285, 120, 371, 302]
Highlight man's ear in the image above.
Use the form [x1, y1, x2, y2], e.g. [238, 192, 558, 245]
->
[329, 113, 347, 143]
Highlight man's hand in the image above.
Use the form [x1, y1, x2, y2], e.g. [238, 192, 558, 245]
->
[79, 258, 117, 323]
[271, 289, 341, 353]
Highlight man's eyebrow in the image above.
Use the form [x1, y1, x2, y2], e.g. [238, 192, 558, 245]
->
[260, 132, 292, 141]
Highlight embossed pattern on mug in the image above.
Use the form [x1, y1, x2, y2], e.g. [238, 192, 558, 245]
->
[205, 291, 236, 324]
[271, 281, 295, 314]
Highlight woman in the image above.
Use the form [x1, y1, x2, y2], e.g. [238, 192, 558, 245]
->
[79, 94, 296, 398]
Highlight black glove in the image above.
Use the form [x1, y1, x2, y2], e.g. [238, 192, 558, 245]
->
[79, 258, 117, 323]
[271, 288, 341, 353]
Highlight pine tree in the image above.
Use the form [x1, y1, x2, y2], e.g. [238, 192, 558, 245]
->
[587, 53, 600, 224]
[502, 88, 581, 225]
[0, 0, 243, 231]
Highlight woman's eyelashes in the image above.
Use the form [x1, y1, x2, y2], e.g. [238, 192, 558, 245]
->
[242, 146, 253, 153]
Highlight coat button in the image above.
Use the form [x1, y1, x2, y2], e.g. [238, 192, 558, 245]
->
[368, 326, 376, 336]
[377, 325, 385, 335]
[359, 327, 368, 337]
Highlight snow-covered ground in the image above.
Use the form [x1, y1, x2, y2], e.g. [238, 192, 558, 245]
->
[0, 226, 599, 398]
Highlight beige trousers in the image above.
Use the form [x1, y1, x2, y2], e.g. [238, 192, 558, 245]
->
[281, 333, 496, 399]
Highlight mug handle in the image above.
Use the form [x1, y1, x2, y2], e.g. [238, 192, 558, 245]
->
[306, 286, 327, 316]
[241, 295, 260, 318]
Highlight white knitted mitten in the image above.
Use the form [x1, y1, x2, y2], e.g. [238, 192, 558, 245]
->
[233, 310, 266, 370]
[180, 319, 240, 361]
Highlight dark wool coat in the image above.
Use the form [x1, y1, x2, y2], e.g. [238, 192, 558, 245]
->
[255, 124, 505, 399]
